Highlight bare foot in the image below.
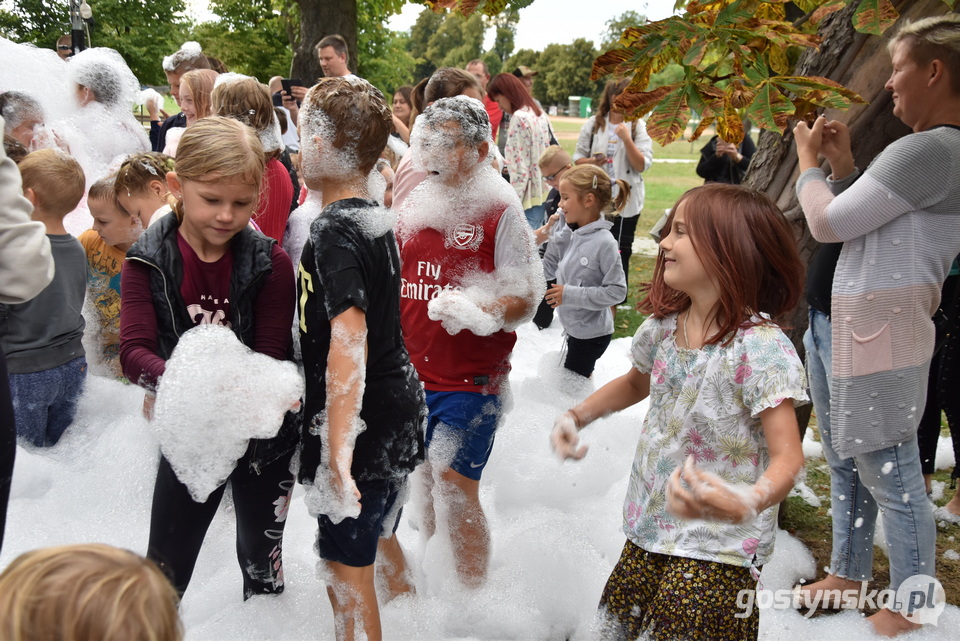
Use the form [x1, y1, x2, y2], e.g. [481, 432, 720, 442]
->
[794, 574, 864, 610]
[868, 608, 922, 637]
[944, 493, 960, 516]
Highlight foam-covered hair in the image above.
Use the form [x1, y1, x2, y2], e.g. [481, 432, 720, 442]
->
[162, 41, 209, 74]
[69, 47, 140, 108]
[419, 95, 492, 146]
[0, 91, 43, 130]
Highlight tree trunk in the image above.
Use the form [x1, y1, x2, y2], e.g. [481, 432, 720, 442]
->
[291, 0, 358, 82]
[744, 0, 947, 435]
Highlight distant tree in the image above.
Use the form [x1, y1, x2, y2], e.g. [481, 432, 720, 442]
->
[0, 0, 190, 85]
[357, 12, 417, 93]
[426, 12, 485, 70]
[487, 8, 519, 62]
[535, 39, 603, 107]
[408, 7, 445, 80]
[502, 48, 539, 77]
[191, 0, 292, 78]
[600, 10, 647, 51]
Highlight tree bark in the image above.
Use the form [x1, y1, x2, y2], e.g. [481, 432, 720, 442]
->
[744, 0, 947, 435]
[291, 0, 358, 82]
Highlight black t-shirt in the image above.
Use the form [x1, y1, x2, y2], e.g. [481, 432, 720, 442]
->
[297, 198, 424, 483]
[806, 242, 843, 315]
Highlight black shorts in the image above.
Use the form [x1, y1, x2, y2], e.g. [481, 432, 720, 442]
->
[315, 477, 406, 567]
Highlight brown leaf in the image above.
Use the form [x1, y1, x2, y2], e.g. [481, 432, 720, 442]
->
[645, 86, 690, 146]
[715, 97, 744, 145]
[592, 48, 634, 81]
[614, 84, 679, 120]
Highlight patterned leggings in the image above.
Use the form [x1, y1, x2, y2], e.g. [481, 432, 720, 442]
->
[597, 540, 760, 641]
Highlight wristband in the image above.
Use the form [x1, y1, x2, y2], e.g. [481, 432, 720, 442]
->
[567, 407, 584, 429]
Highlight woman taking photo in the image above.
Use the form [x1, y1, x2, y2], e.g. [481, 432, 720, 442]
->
[794, 14, 960, 636]
[486, 73, 553, 229]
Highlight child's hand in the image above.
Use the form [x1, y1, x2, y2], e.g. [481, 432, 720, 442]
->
[329, 457, 362, 520]
[546, 283, 564, 308]
[614, 122, 632, 142]
[551, 411, 588, 460]
[666, 456, 760, 524]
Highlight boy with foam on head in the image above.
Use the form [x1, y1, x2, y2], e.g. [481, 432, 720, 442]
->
[296, 77, 425, 641]
[396, 96, 544, 588]
[1, 149, 87, 446]
[80, 174, 143, 378]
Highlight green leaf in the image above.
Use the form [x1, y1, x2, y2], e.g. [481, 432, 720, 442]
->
[746, 82, 793, 132]
[852, 0, 898, 36]
[682, 38, 709, 67]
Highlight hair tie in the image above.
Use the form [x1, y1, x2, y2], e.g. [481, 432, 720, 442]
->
[592, 174, 598, 189]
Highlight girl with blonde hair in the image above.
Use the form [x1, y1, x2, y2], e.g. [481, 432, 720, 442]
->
[120, 116, 298, 599]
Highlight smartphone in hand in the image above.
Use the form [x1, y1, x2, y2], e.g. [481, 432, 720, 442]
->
[281, 78, 303, 95]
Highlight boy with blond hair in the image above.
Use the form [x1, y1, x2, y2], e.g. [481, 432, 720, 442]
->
[296, 77, 424, 641]
[1, 149, 87, 446]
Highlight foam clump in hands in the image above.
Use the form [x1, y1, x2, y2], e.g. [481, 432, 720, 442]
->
[550, 411, 588, 460]
[153, 324, 303, 502]
[665, 455, 763, 525]
[427, 288, 501, 336]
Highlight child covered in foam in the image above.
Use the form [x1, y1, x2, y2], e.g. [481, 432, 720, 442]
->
[396, 95, 544, 587]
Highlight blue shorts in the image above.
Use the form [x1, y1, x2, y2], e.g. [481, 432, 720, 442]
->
[424, 390, 503, 481]
[315, 477, 405, 568]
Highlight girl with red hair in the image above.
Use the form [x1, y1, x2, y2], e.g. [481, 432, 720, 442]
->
[551, 184, 808, 640]
[486, 73, 552, 229]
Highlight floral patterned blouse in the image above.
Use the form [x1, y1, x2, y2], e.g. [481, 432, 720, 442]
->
[625, 314, 808, 568]
[503, 106, 552, 210]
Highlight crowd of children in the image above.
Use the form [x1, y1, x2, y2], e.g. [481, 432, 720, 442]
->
[1, 14, 959, 641]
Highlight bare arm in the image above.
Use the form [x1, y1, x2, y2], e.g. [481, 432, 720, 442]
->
[325, 305, 368, 506]
[552, 367, 651, 459]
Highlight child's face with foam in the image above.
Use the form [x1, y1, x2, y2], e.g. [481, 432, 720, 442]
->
[418, 120, 482, 187]
[89, 196, 142, 250]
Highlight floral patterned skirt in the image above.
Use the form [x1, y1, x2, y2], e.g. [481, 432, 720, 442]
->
[597, 540, 759, 641]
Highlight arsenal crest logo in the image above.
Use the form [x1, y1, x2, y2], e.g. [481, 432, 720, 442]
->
[445, 223, 483, 251]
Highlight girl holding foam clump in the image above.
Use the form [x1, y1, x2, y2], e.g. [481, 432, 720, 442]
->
[120, 116, 298, 599]
[543, 164, 628, 380]
[552, 184, 808, 640]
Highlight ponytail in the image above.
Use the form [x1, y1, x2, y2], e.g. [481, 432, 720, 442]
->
[611, 179, 632, 214]
[409, 77, 428, 126]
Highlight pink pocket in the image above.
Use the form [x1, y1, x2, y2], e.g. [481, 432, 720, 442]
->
[851, 323, 893, 376]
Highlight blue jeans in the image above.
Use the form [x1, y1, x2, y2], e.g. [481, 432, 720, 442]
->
[8, 356, 86, 447]
[804, 309, 935, 589]
[524, 204, 546, 229]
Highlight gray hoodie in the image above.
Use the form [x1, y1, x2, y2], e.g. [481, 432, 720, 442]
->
[550, 217, 626, 340]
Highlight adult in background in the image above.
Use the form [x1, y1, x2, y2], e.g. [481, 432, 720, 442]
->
[465, 60, 503, 140]
[487, 73, 552, 229]
[0, 117, 55, 553]
[573, 78, 653, 291]
[153, 42, 211, 153]
[794, 14, 960, 637]
[695, 130, 755, 184]
[391, 85, 413, 144]
[55, 35, 73, 61]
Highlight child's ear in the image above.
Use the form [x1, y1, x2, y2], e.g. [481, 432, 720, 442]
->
[476, 140, 489, 165]
[150, 179, 166, 197]
[166, 172, 181, 198]
[23, 187, 39, 208]
[583, 192, 597, 208]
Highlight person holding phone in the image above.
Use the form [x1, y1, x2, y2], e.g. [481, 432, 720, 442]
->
[573, 78, 653, 296]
